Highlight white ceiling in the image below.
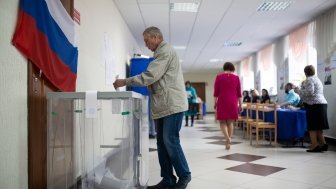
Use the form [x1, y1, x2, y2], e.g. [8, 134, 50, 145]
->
[113, 0, 336, 73]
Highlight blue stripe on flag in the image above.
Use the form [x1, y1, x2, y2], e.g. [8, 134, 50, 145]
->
[21, 0, 78, 73]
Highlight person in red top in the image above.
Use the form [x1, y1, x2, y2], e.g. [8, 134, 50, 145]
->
[214, 62, 243, 150]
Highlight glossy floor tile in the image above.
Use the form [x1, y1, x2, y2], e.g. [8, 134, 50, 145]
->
[217, 153, 266, 162]
[226, 163, 285, 176]
[147, 114, 336, 189]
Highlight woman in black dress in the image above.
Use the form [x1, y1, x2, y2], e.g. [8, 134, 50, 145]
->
[299, 65, 329, 152]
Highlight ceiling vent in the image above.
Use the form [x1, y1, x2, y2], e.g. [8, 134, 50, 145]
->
[223, 41, 242, 47]
[257, 1, 292, 11]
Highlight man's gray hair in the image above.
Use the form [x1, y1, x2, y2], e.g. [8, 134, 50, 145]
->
[143, 26, 163, 38]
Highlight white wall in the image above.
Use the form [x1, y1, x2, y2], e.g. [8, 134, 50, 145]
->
[317, 52, 336, 139]
[0, 0, 141, 188]
[75, 0, 141, 91]
[0, 1, 28, 188]
[184, 71, 221, 113]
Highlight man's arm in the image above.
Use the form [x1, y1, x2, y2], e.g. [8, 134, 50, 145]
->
[126, 52, 170, 86]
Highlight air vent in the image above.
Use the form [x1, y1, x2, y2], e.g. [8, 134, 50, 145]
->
[223, 41, 242, 47]
[257, 1, 292, 11]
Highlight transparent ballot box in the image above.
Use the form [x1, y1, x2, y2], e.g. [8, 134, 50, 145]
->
[47, 92, 149, 189]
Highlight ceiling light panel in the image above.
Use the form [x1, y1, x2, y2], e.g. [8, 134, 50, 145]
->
[173, 46, 187, 50]
[170, 2, 200, 12]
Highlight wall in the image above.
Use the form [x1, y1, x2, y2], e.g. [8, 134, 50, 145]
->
[0, 0, 141, 188]
[75, 0, 141, 91]
[184, 71, 221, 113]
[323, 67, 336, 139]
[0, 0, 28, 188]
[317, 52, 336, 139]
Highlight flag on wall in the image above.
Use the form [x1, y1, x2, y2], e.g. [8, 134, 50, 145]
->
[12, 0, 78, 92]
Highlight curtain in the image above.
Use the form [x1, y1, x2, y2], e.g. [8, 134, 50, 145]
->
[316, 6, 336, 62]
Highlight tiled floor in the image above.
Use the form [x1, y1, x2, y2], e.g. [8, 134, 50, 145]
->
[147, 114, 336, 189]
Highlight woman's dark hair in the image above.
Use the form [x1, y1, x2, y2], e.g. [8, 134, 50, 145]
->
[243, 90, 249, 96]
[185, 81, 191, 85]
[223, 62, 235, 72]
[262, 89, 269, 96]
[304, 65, 315, 77]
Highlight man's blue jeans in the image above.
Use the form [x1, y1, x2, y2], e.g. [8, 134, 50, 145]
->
[155, 112, 191, 185]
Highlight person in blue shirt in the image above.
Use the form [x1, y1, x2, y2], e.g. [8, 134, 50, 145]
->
[280, 82, 301, 108]
[185, 81, 197, 127]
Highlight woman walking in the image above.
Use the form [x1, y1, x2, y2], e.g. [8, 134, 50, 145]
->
[214, 62, 242, 150]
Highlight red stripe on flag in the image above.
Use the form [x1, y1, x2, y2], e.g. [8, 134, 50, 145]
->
[12, 10, 76, 91]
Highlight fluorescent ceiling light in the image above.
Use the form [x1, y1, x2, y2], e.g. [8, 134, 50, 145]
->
[170, 2, 200, 12]
[223, 41, 242, 47]
[173, 46, 186, 50]
[209, 58, 223, 63]
[257, 1, 292, 11]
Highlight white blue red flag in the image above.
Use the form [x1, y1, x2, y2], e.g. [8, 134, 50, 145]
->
[13, 0, 78, 92]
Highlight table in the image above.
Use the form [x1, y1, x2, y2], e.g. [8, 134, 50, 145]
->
[276, 109, 307, 140]
[240, 109, 307, 140]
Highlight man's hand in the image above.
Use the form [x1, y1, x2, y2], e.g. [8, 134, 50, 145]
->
[113, 79, 126, 90]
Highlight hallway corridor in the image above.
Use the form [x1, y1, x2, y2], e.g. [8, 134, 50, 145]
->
[147, 115, 336, 189]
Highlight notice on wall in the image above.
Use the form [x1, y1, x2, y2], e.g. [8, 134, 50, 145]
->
[103, 33, 117, 86]
[317, 58, 325, 79]
[324, 66, 332, 85]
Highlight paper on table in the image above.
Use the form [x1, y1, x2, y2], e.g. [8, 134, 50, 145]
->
[85, 90, 98, 118]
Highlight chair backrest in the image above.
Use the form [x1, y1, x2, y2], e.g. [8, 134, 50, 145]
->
[249, 103, 265, 122]
[243, 102, 251, 120]
[258, 103, 277, 125]
[240, 102, 248, 116]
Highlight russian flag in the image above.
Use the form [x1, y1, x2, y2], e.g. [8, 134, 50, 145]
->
[12, 0, 78, 92]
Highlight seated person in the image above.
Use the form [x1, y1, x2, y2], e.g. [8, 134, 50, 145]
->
[250, 89, 261, 103]
[261, 89, 271, 103]
[242, 90, 251, 102]
[279, 83, 301, 108]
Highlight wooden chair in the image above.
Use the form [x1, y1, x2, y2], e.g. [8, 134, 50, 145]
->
[249, 103, 277, 147]
[236, 102, 249, 130]
[243, 103, 258, 139]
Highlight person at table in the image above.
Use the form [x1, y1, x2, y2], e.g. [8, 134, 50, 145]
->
[214, 62, 242, 150]
[243, 90, 251, 102]
[185, 81, 197, 127]
[279, 83, 300, 108]
[261, 88, 270, 103]
[250, 89, 261, 103]
[298, 65, 329, 152]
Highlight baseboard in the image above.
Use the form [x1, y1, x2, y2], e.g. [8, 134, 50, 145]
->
[325, 136, 336, 144]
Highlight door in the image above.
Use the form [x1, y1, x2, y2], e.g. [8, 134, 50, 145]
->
[190, 82, 206, 102]
[28, 1, 74, 188]
[190, 82, 206, 119]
